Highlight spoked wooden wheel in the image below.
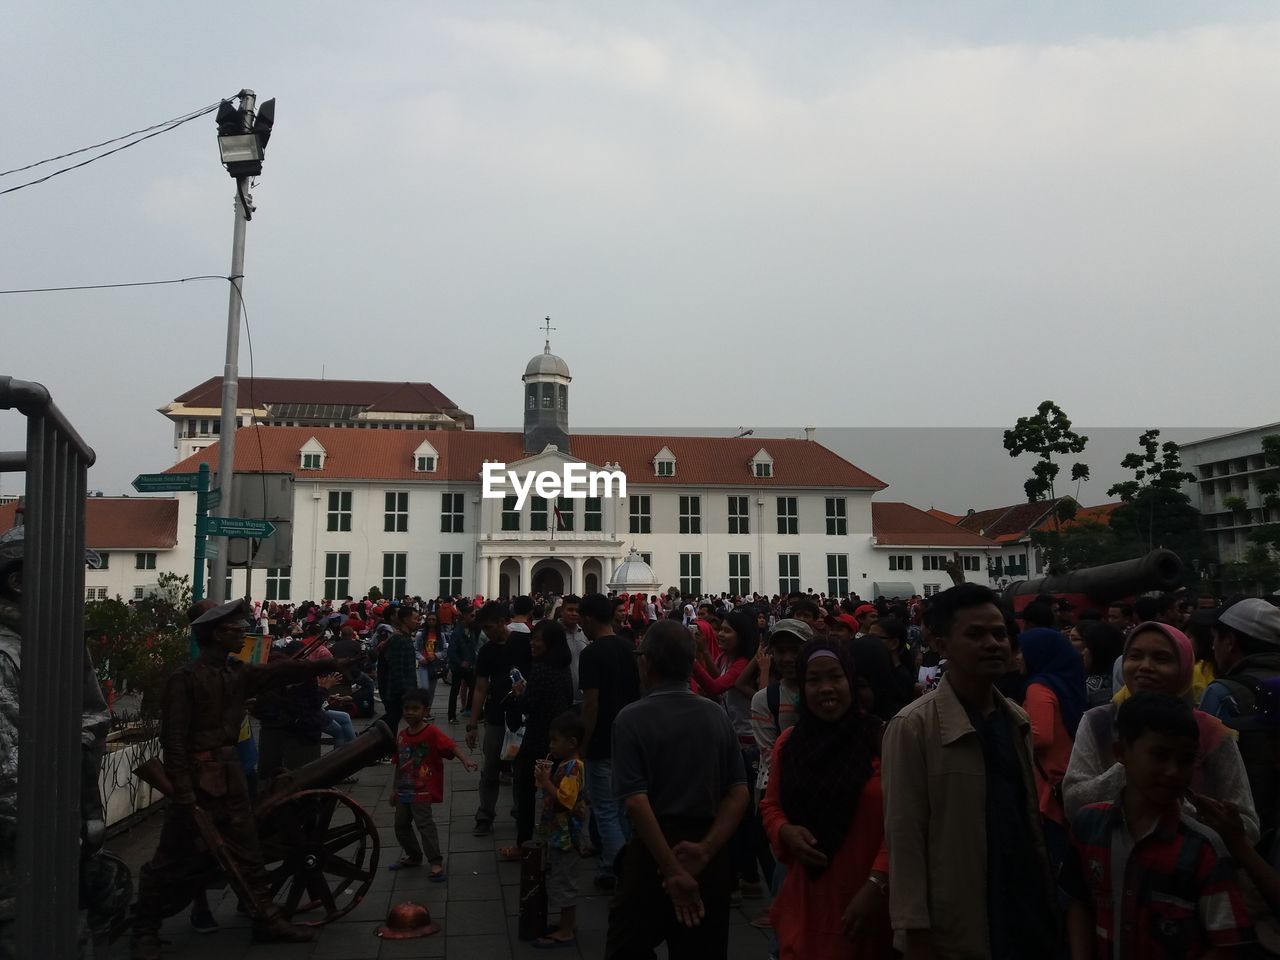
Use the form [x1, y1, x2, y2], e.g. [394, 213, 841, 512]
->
[258, 788, 379, 925]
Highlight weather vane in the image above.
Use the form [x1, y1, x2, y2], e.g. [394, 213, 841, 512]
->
[541, 316, 557, 348]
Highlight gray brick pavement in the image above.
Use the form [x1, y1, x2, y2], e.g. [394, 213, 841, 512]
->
[103, 715, 772, 958]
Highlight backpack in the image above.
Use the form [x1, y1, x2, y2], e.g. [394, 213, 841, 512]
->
[1216, 664, 1280, 853]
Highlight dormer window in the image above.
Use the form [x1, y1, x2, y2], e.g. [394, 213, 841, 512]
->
[299, 437, 327, 471]
[750, 447, 774, 478]
[653, 446, 676, 478]
[413, 439, 439, 473]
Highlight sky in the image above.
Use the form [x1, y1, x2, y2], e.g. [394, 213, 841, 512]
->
[2, 3, 1276, 511]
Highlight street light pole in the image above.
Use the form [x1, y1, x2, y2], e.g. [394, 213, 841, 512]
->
[209, 89, 255, 601]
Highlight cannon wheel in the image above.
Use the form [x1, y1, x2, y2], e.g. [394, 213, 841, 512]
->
[257, 788, 379, 925]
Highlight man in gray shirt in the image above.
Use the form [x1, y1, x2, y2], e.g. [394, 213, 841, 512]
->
[605, 621, 747, 960]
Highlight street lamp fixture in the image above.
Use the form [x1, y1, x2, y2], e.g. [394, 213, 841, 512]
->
[216, 95, 275, 179]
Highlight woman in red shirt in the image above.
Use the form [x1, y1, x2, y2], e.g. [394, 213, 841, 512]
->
[761, 638, 891, 960]
[1019, 626, 1086, 873]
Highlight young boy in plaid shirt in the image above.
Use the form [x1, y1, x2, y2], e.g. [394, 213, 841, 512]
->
[1061, 692, 1253, 959]
[534, 711, 587, 948]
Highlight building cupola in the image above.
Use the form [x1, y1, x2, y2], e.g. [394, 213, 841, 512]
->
[522, 318, 571, 454]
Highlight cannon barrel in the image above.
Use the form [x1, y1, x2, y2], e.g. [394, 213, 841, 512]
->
[1003, 549, 1183, 606]
[258, 719, 393, 807]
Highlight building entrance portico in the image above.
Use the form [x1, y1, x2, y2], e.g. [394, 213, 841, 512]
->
[531, 558, 569, 595]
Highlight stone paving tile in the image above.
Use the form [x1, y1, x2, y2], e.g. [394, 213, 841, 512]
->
[102, 709, 774, 959]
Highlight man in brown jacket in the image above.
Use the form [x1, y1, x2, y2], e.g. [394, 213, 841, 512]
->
[881, 584, 1058, 960]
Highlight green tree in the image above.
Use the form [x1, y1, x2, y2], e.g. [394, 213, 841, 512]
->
[1004, 401, 1090, 572]
[1255, 434, 1280, 515]
[1225, 542, 1280, 594]
[1107, 429, 1196, 502]
[1030, 519, 1123, 574]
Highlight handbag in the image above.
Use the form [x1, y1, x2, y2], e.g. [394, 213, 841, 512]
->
[501, 724, 525, 762]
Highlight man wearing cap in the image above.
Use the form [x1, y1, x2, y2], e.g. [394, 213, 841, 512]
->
[824, 612, 858, 646]
[1202, 599, 1280, 722]
[852, 603, 879, 637]
[130, 599, 360, 959]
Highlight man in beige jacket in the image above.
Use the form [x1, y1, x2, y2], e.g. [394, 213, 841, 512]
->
[881, 583, 1059, 960]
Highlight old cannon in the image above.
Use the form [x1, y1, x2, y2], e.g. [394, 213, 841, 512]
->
[1002, 548, 1184, 616]
[137, 719, 393, 926]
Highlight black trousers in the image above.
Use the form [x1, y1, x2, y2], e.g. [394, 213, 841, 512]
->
[605, 817, 732, 960]
[514, 755, 537, 846]
[447, 667, 474, 721]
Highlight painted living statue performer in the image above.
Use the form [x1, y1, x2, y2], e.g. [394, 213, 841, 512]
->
[129, 598, 359, 960]
[0, 523, 122, 959]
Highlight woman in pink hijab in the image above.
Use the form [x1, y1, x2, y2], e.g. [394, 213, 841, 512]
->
[1062, 620, 1260, 842]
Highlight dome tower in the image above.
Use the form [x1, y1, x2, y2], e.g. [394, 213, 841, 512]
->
[522, 318, 571, 455]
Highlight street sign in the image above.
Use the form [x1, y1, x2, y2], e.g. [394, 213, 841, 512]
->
[204, 488, 223, 510]
[132, 472, 201, 493]
[203, 539, 220, 560]
[204, 516, 275, 539]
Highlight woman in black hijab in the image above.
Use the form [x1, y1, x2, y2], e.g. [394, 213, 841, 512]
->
[760, 638, 892, 959]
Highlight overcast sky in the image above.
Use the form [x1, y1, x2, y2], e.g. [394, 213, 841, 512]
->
[2, 3, 1275, 511]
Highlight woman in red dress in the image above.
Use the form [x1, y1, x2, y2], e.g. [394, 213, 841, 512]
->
[761, 637, 892, 960]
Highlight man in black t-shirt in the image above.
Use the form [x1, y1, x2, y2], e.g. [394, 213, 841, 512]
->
[466, 602, 516, 836]
[578, 593, 641, 890]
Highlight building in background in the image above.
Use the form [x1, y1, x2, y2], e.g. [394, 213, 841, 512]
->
[1178, 422, 1280, 565]
[154, 341, 966, 602]
[0, 497, 192, 602]
[870, 502, 1000, 596]
[161, 376, 474, 462]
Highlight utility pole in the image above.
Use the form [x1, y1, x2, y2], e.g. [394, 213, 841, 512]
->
[209, 89, 256, 601]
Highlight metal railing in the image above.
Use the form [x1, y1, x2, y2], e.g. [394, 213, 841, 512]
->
[0, 376, 95, 960]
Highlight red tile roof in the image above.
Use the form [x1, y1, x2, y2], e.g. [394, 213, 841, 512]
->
[168, 427, 888, 489]
[872, 502, 999, 547]
[926, 508, 962, 524]
[0, 498, 178, 549]
[170, 377, 469, 419]
[1060, 501, 1123, 530]
[956, 499, 1065, 541]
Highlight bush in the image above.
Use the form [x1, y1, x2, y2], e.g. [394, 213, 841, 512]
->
[86, 573, 192, 729]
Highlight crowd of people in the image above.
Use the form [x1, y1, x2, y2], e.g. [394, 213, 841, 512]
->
[119, 580, 1280, 960]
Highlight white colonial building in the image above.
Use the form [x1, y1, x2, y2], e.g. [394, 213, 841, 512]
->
[1178, 422, 1280, 565]
[155, 342, 989, 602]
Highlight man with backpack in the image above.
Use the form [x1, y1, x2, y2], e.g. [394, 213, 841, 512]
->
[1201, 598, 1280, 851]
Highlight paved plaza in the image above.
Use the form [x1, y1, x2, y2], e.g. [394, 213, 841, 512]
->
[104, 720, 773, 960]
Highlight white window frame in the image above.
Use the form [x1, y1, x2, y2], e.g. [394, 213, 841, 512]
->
[265, 567, 291, 601]
[679, 553, 702, 595]
[384, 491, 409, 533]
[827, 553, 850, 596]
[679, 495, 701, 535]
[415, 455, 437, 473]
[728, 495, 749, 535]
[501, 495, 521, 531]
[382, 552, 407, 598]
[728, 553, 751, 595]
[776, 497, 798, 535]
[441, 492, 465, 533]
[327, 490, 353, 532]
[135, 552, 157, 570]
[824, 497, 848, 536]
[629, 495, 651, 534]
[656, 460, 675, 477]
[301, 452, 322, 470]
[439, 553, 463, 597]
[778, 553, 800, 594]
[324, 552, 350, 599]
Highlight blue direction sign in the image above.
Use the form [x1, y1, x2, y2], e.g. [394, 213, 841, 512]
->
[204, 516, 275, 539]
[132, 472, 201, 493]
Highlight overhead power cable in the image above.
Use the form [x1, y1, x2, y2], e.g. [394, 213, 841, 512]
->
[0, 275, 230, 295]
[0, 100, 227, 198]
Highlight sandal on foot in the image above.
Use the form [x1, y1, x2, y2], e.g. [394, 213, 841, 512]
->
[388, 857, 423, 871]
[429, 865, 447, 882]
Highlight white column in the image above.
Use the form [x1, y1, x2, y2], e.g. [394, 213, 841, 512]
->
[520, 556, 533, 595]
[571, 555, 584, 594]
[483, 557, 495, 598]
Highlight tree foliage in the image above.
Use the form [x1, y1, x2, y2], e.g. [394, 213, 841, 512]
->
[1107, 429, 1195, 502]
[85, 572, 193, 728]
[1004, 401, 1090, 509]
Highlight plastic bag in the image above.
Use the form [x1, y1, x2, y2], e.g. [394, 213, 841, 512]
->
[501, 724, 525, 761]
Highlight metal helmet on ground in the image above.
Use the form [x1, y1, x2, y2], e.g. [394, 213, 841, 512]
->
[376, 901, 441, 939]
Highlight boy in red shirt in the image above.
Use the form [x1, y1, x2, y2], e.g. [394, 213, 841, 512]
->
[388, 687, 476, 879]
